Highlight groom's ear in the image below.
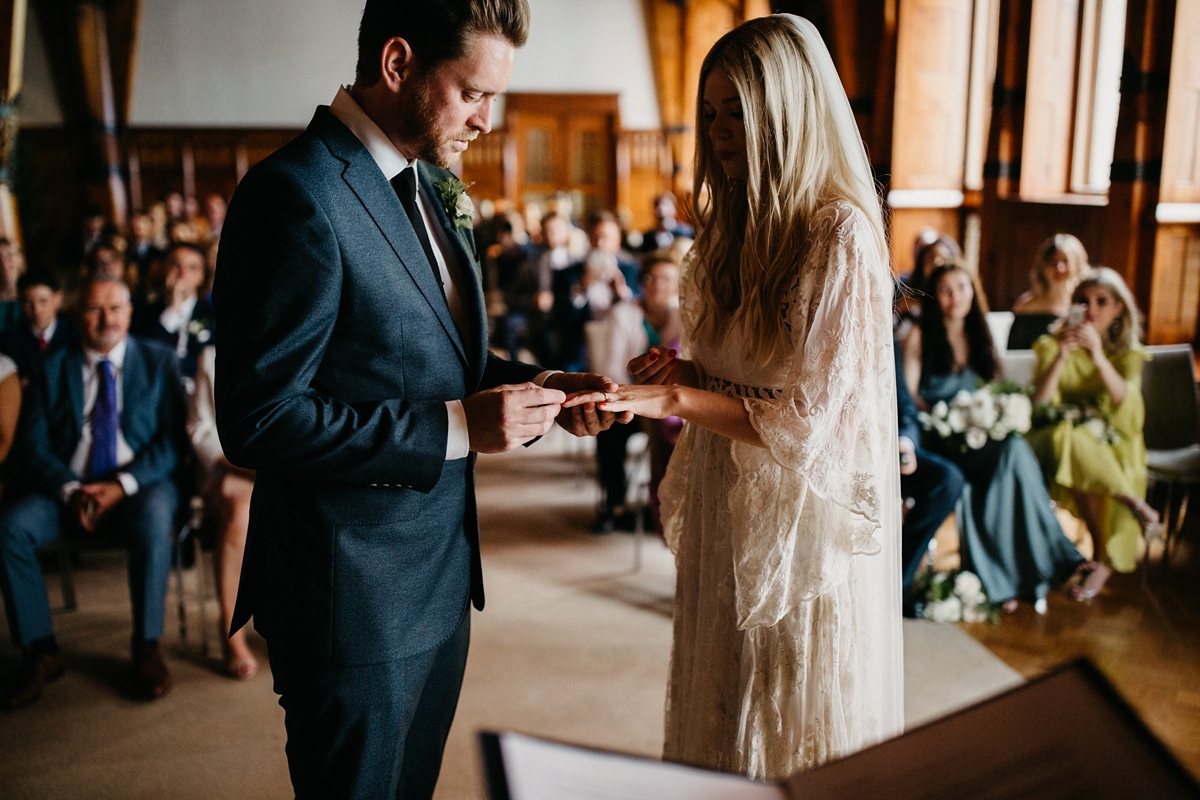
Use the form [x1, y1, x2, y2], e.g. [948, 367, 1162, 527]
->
[380, 36, 418, 93]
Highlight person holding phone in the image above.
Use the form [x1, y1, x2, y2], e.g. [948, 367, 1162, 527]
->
[1028, 268, 1156, 601]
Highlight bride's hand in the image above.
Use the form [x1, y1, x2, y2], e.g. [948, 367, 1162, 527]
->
[597, 384, 682, 420]
[628, 347, 699, 387]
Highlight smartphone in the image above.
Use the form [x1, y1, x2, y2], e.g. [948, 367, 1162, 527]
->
[1066, 303, 1086, 327]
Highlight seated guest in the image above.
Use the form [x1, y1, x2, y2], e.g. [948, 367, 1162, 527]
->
[496, 212, 571, 363]
[895, 344, 965, 616]
[1, 270, 77, 379]
[187, 345, 256, 678]
[0, 276, 186, 706]
[0, 239, 24, 335]
[1008, 233, 1090, 350]
[0, 352, 19, 491]
[591, 254, 683, 533]
[896, 231, 962, 330]
[204, 194, 227, 241]
[1027, 268, 1155, 601]
[128, 212, 164, 274]
[903, 263, 1083, 612]
[552, 210, 641, 372]
[637, 192, 695, 254]
[132, 242, 214, 382]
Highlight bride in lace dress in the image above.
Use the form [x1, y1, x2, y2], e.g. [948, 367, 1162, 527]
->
[597, 14, 904, 781]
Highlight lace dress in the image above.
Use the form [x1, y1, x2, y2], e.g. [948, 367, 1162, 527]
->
[660, 203, 904, 781]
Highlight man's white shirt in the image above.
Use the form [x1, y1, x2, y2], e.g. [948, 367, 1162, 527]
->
[61, 337, 139, 503]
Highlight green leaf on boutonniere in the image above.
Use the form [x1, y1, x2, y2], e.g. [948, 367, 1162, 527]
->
[432, 176, 475, 230]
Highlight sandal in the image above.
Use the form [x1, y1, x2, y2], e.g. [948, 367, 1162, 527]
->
[1120, 496, 1165, 542]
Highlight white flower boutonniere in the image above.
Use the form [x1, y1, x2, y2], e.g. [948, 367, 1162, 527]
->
[433, 176, 475, 230]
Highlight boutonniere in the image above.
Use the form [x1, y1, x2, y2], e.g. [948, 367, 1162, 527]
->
[188, 319, 212, 343]
[432, 176, 475, 230]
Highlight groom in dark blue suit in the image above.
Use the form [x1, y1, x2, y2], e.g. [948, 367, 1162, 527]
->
[215, 1, 621, 797]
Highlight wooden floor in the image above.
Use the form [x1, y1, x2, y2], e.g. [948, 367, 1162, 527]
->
[963, 537, 1200, 779]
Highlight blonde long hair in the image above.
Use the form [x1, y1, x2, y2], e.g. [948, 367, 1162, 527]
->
[690, 14, 889, 364]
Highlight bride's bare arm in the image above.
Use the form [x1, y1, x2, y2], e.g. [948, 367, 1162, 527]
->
[598, 384, 764, 447]
[628, 347, 700, 388]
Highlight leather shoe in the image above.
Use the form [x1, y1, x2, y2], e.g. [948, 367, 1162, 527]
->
[132, 644, 171, 700]
[5, 652, 65, 709]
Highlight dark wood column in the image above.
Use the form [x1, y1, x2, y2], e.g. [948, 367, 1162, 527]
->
[34, 0, 137, 229]
[0, 0, 26, 242]
[976, 0, 1032, 309]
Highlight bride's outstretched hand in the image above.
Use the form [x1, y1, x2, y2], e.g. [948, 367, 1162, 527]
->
[628, 347, 699, 387]
[597, 384, 682, 420]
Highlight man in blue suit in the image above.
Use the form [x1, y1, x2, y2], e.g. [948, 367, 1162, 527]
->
[214, 1, 622, 797]
[0, 276, 185, 706]
[897, 346, 965, 616]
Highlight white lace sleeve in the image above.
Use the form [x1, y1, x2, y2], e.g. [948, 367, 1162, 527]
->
[730, 205, 899, 628]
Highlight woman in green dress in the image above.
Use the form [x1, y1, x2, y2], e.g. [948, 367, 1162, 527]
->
[903, 264, 1083, 613]
[1028, 267, 1158, 600]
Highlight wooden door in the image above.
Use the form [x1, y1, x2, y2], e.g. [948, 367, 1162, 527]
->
[504, 93, 619, 219]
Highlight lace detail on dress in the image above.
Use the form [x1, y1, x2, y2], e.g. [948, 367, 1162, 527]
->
[705, 374, 783, 400]
[661, 200, 904, 782]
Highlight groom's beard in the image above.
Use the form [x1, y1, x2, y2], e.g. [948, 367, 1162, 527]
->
[399, 79, 478, 168]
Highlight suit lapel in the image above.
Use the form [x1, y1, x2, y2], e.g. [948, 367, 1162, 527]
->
[313, 109, 469, 369]
[65, 350, 85, 435]
[418, 165, 488, 383]
[120, 339, 146, 440]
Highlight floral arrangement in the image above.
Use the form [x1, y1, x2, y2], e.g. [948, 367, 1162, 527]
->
[1032, 402, 1120, 445]
[919, 383, 1032, 451]
[913, 570, 999, 624]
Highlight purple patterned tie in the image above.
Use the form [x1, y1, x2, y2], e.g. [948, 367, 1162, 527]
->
[89, 360, 119, 480]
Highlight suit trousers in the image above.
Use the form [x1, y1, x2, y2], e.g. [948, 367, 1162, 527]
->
[270, 607, 471, 800]
[596, 422, 637, 511]
[900, 447, 965, 614]
[0, 480, 179, 646]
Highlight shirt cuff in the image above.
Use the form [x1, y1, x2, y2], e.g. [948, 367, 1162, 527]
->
[60, 482, 81, 506]
[445, 400, 470, 461]
[533, 370, 561, 387]
[116, 472, 140, 497]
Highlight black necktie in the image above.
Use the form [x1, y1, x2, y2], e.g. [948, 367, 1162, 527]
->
[392, 167, 444, 290]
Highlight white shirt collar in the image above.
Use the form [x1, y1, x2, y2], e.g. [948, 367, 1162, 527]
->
[83, 337, 128, 371]
[33, 318, 57, 341]
[330, 86, 412, 182]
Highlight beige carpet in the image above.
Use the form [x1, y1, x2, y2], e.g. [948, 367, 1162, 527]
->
[0, 429, 1021, 799]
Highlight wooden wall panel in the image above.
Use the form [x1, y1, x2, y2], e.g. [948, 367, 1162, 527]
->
[1149, 225, 1200, 344]
[890, 206, 963, 275]
[1019, 0, 1080, 198]
[1159, 0, 1200, 204]
[890, 0, 975, 190]
[618, 129, 673, 231]
[979, 197, 1108, 310]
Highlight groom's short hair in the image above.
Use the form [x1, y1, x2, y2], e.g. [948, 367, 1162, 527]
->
[356, 0, 531, 86]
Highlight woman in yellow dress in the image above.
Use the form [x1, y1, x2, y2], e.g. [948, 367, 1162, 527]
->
[1028, 267, 1159, 599]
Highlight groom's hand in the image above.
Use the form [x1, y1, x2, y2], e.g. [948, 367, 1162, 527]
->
[463, 383, 565, 454]
[544, 372, 633, 436]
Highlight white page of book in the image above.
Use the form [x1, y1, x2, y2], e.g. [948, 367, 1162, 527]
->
[498, 734, 787, 800]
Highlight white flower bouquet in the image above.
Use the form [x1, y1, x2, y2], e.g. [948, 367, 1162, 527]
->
[913, 570, 999, 624]
[1032, 401, 1120, 445]
[919, 383, 1032, 452]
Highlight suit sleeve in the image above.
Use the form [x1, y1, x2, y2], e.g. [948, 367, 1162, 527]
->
[17, 360, 77, 498]
[214, 165, 448, 490]
[478, 353, 545, 393]
[122, 347, 185, 489]
[895, 345, 921, 444]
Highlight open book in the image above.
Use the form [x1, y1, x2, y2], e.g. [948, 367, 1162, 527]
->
[480, 660, 1200, 800]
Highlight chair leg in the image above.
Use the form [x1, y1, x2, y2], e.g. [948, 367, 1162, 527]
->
[174, 535, 188, 644]
[57, 544, 76, 612]
[1164, 487, 1190, 577]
